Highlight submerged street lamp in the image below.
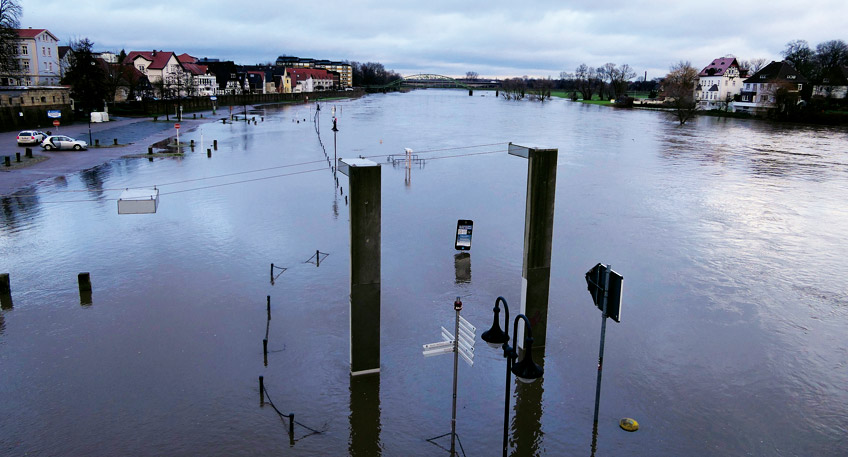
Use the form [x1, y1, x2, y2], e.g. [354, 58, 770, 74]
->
[481, 296, 544, 457]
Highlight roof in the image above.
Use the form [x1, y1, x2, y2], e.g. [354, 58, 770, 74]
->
[699, 57, 739, 77]
[124, 51, 181, 70]
[285, 68, 334, 84]
[177, 53, 197, 64]
[743, 61, 809, 84]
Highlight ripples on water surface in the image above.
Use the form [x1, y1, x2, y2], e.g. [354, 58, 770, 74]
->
[1, 90, 847, 456]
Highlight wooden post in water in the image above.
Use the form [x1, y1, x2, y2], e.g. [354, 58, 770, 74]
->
[509, 143, 558, 348]
[259, 375, 264, 405]
[78, 272, 92, 305]
[267, 295, 271, 320]
[0, 273, 10, 295]
[0, 273, 11, 309]
[213, 140, 218, 150]
[339, 158, 381, 376]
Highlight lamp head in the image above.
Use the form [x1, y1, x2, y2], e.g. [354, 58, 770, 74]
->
[510, 336, 543, 383]
[481, 298, 509, 348]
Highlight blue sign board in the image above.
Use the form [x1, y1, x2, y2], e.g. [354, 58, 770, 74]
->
[47, 110, 61, 118]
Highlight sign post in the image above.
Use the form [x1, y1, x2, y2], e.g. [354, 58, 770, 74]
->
[422, 297, 476, 456]
[52, 119, 60, 132]
[585, 263, 624, 449]
[175, 122, 180, 149]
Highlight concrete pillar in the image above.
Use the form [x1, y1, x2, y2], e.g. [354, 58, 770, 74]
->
[509, 143, 558, 348]
[0, 273, 10, 295]
[339, 158, 381, 376]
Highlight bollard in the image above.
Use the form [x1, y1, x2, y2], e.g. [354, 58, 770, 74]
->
[26, 147, 32, 158]
[221, 119, 225, 124]
[200, 113, 203, 118]
[289, 414, 295, 438]
[94, 139, 100, 147]
[261, 117, 264, 122]
[254, 120, 257, 125]
[345, 195, 348, 205]
[190, 140, 194, 147]
[213, 140, 218, 150]
[315, 250, 320, 267]
[259, 376, 265, 405]
[148, 157, 153, 162]
[16, 152, 21, 162]
[0, 273, 10, 295]
[270, 263, 274, 278]
[114, 138, 118, 145]
[263, 338, 268, 366]
[193, 113, 196, 119]
[267, 295, 271, 320]
[148, 147, 153, 155]
[469, 89, 473, 96]
[207, 149, 211, 158]
[4, 156, 10, 167]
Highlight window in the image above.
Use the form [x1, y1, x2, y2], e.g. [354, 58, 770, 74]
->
[798, 84, 803, 90]
[22, 60, 30, 71]
[42, 47, 46, 56]
[787, 75, 795, 80]
[760, 75, 766, 79]
[47, 48, 51, 56]
[21, 45, 28, 55]
[49, 62, 52, 71]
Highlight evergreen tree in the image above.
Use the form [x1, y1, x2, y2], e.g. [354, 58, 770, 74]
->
[63, 38, 108, 113]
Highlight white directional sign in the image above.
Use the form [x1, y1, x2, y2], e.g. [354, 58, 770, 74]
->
[422, 317, 477, 367]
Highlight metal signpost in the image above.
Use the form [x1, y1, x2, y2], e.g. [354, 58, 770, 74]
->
[422, 297, 476, 456]
[175, 122, 180, 149]
[585, 263, 624, 452]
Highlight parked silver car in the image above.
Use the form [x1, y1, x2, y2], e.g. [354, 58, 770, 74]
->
[40, 135, 88, 151]
[17, 130, 46, 145]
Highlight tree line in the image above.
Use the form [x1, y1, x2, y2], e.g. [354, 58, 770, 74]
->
[348, 61, 402, 87]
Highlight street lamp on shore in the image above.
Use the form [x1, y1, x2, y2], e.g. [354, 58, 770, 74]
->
[481, 296, 544, 457]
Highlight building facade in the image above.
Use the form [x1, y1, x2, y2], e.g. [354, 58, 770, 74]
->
[2, 28, 61, 86]
[695, 57, 744, 110]
[734, 61, 808, 115]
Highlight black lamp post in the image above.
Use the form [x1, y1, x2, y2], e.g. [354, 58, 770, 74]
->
[481, 296, 544, 457]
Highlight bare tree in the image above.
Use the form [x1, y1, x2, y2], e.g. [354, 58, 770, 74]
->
[465, 71, 478, 80]
[500, 77, 526, 100]
[529, 77, 553, 101]
[815, 39, 848, 72]
[782, 40, 816, 78]
[740, 58, 768, 75]
[663, 61, 699, 125]
[0, 0, 22, 81]
[610, 63, 636, 99]
[574, 63, 596, 100]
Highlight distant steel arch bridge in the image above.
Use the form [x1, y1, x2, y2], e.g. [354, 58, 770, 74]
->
[366, 74, 473, 91]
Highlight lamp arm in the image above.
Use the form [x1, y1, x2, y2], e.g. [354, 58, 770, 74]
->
[512, 314, 533, 354]
[495, 296, 510, 339]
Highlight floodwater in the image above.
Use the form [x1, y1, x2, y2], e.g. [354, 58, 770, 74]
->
[1, 90, 847, 456]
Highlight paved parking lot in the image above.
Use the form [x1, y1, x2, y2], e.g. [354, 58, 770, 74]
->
[1, 112, 222, 195]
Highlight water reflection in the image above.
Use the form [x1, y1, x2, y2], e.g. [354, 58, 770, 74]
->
[79, 165, 111, 200]
[349, 374, 381, 456]
[454, 253, 471, 284]
[0, 293, 11, 310]
[511, 347, 546, 457]
[1, 189, 41, 234]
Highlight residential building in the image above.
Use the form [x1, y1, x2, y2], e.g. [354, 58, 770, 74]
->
[695, 57, 744, 110]
[285, 68, 335, 93]
[734, 61, 808, 115]
[812, 65, 848, 99]
[2, 28, 61, 86]
[177, 54, 217, 96]
[125, 51, 195, 97]
[276, 56, 352, 88]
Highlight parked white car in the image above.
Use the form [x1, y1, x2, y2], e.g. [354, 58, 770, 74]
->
[40, 135, 88, 151]
[17, 130, 46, 145]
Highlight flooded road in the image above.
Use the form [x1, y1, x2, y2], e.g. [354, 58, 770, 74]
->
[1, 90, 847, 456]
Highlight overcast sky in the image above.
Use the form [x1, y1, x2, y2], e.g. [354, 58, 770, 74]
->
[20, 0, 848, 79]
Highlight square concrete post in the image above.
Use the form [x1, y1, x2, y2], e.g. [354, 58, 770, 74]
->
[509, 143, 558, 348]
[339, 159, 381, 376]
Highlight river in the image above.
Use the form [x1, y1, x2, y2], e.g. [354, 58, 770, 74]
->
[1, 89, 847, 456]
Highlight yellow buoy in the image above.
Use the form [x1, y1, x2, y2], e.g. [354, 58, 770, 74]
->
[619, 418, 639, 432]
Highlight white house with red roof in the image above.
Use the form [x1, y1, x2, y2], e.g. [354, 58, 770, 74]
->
[124, 50, 197, 97]
[695, 57, 744, 110]
[2, 28, 61, 86]
[285, 68, 335, 93]
[177, 53, 217, 96]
